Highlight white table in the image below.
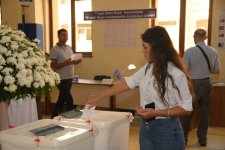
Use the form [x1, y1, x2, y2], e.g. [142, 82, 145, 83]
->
[0, 96, 38, 131]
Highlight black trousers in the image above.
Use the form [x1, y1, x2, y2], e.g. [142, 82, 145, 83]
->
[181, 79, 211, 143]
[51, 79, 74, 119]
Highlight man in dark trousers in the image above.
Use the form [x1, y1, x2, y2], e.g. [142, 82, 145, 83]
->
[50, 29, 82, 119]
[181, 29, 220, 146]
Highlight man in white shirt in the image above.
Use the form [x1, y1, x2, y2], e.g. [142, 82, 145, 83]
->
[50, 29, 82, 119]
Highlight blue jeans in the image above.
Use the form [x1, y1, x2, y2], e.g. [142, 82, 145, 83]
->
[139, 117, 185, 150]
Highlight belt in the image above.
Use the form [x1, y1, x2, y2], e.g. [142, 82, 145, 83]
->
[192, 77, 210, 80]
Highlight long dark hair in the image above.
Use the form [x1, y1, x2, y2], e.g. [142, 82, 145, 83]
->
[141, 26, 195, 106]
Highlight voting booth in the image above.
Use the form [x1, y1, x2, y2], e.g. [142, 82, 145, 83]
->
[0, 119, 96, 150]
[55, 110, 133, 150]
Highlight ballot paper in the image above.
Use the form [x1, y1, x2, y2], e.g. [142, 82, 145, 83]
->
[81, 105, 96, 120]
[71, 53, 83, 61]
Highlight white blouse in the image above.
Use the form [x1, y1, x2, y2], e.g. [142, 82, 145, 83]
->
[125, 62, 193, 117]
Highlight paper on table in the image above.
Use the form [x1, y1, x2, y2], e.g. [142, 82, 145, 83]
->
[71, 53, 83, 61]
[81, 105, 96, 120]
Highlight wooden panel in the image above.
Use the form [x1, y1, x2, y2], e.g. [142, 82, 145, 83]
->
[190, 85, 225, 129]
[209, 86, 225, 127]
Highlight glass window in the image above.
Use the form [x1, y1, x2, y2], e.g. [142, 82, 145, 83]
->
[185, 0, 210, 50]
[155, 0, 180, 51]
[58, 0, 72, 45]
[52, 0, 72, 46]
[75, 0, 92, 52]
[51, 0, 210, 55]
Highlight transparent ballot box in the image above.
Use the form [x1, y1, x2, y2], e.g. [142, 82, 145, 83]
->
[0, 119, 96, 150]
[54, 110, 133, 150]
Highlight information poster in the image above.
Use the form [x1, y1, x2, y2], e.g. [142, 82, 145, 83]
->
[218, 9, 225, 49]
[104, 20, 136, 47]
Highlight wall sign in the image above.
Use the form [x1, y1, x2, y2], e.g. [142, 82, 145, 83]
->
[84, 9, 156, 20]
[19, 0, 32, 6]
[19, 0, 32, 2]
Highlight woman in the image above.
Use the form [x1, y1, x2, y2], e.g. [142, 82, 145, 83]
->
[86, 26, 194, 150]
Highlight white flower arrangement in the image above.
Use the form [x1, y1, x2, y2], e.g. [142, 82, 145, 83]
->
[0, 25, 60, 103]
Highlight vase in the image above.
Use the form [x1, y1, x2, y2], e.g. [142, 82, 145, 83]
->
[0, 96, 38, 131]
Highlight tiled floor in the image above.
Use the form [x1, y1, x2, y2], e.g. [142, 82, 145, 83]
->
[128, 116, 225, 150]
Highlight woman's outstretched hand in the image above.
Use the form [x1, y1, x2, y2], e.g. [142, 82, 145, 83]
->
[86, 95, 99, 108]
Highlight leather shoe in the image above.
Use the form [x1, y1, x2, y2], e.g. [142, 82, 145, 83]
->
[199, 141, 207, 146]
[185, 139, 188, 146]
